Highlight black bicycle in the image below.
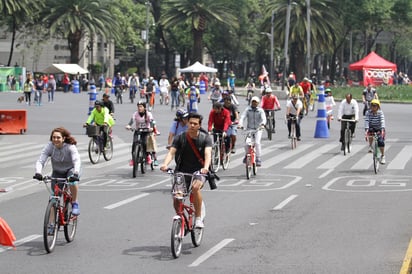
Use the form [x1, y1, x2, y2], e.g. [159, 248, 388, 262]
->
[264, 109, 279, 141]
[340, 118, 356, 155]
[86, 124, 113, 164]
[129, 128, 154, 177]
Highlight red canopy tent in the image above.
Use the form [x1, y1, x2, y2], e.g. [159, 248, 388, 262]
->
[349, 51, 397, 86]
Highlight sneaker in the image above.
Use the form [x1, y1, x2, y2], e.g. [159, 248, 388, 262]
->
[129, 159, 134, 166]
[153, 160, 159, 166]
[72, 202, 80, 216]
[288, 135, 291, 139]
[256, 159, 262, 167]
[146, 155, 152, 164]
[368, 146, 373, 153]
[47, 224, 55, 235]
[380, 155, 386, 164]
[231, 148, 236, 154]
[297, 137, 301, 141]
[195, 218, 204, 228]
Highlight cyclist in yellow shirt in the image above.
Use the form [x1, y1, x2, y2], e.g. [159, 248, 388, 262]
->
[288, 82, 304, 100]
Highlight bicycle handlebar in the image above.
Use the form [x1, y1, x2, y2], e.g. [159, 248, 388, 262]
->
[339, 118, 357, 122]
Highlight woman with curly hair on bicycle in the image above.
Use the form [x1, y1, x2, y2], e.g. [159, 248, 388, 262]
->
[34, 127, 81, 215]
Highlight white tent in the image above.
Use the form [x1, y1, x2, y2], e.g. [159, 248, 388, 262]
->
[43, 64, 89, 75]
[178, 61, 217, 73]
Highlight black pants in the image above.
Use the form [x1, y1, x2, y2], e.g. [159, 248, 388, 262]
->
[339, 115, 356, 142]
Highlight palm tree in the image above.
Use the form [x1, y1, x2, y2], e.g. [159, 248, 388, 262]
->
[268, 0, 341, 80]
[0, 0, 41, 66]
[43, 0, 120, 64]
[161, 0, 239, 64]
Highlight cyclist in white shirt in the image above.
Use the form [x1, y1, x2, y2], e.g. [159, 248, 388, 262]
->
[337, 93, 359, 150]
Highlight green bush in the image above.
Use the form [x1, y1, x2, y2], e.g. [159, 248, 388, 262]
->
[328, 85, 412, 103]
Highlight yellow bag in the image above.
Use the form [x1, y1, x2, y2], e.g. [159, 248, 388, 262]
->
[146, 134, 157, 152]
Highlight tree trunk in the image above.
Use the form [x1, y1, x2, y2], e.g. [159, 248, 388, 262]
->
[68, 30, 82, 64]
[192, 29, 203, 63]
[7, 18, 17, 66]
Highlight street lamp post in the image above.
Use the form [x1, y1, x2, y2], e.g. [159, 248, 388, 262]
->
[306, 0, 311, 77]
[144, 1, 150, 77]
[270, 11, 274, 86]
[282, 0, 292, 91]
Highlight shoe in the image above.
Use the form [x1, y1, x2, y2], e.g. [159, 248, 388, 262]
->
[256, 160, 262, 167]
[368, 146, 373, 153]
[47, 224, 55, 235]
[297, 138, 301, 141]
[72, 202, 80, 216]
[231, 148, 236, 154]
[380, 155, 386, 164]
[341, 144, 344, 151]
[153, 160, 159, 166]
[129, 159, 134, 166]
[288, 135, 291, 139]
[146, 155, 152, 164]
[195, 218, 204, 228]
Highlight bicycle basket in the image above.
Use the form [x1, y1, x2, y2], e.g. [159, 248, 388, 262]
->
[86, 125, 100, 137]
[171, 173, 188, 198]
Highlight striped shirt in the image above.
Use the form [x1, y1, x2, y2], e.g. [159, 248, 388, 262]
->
[365, 110, 385, 130]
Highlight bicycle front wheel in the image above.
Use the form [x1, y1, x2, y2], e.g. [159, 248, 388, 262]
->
[64, 199, 77, 242]
[132, 145, 138, 178]
[345, 128, 351, 154]
[291, 123, 297, 149]
[267, 119, 273, 141]
[246, 154, 252, 179]
[211, 143, 220, 173]
[373, 142, 380, 174]
[171, 218, 184, 259]
[43, 199, 59, 253]
[88, 137, 100, 164]
[103, 136, 113, 161]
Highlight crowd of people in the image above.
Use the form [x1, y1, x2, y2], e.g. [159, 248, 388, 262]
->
[31, 69, 388, 230]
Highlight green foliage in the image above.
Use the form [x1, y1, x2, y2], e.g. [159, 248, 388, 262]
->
[329, 85, 412, 102]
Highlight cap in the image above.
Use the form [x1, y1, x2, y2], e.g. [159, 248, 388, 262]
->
[251, 96, 260, 103]
[103, 93, 110, 98]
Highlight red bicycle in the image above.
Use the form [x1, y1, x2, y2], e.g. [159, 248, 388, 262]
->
[167, 169, 205, 258]
[241, 129, 262, 179]
[35, 176, 78, 253]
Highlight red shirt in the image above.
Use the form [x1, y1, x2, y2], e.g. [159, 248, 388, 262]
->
[261, 94, 280, 110]
[208, 108, 231, 132]
[300, 81, 311, 94]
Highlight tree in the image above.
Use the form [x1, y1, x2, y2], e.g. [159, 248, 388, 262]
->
[0, 0, 42, 66]
[43, 0, 121, 64]
[161, 0, 239, 64]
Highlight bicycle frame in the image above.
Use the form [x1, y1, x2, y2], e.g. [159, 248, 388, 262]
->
[168, 170, 205, 258]
[340, 119, 356, 155]
[243, 129, 259, 179]
[371, 132, 381, 174]
[211, 132, 224, 173]
[288, 117, 298, 149]
[130, 128, 152, 176]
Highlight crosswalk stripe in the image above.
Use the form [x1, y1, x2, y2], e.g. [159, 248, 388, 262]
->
[0, 144, 44, 164]
[351, 144, 392, 170]
[225, 143, 284, 169]
[317, 144, 365, 169]
[0, 142, 37, 153]
[284, 144, 337, 169]
[263, 143, 314, 168]
[387, 145, 412, 170]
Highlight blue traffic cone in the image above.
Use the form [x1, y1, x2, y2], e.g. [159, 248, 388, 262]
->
[314, 85, 329, 138]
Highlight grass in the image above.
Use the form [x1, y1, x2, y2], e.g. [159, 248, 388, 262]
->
[328, 85, 412, 103]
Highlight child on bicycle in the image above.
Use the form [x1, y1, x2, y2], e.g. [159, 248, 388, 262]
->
[364, 99, 386, 164]
[34, 127, 81, 215]
[125, 101, 159, 166]
[238, 96, 266, 166]
[285, 95, 303, 141]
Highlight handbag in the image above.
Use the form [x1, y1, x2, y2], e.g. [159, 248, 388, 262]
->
[185, 132, 218, 190]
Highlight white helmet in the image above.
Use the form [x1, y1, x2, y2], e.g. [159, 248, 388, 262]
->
[265, 87, 272, 93]
[251, 96, 260, 103]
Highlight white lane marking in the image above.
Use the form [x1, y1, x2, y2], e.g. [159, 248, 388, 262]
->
[351, 144, 391, 170]
[317, 144, 365, 169]
[272, 194, 298, 211]
[284, 144, 337, 169]
[263, 144, 314, 168]
[387, 145, 412, 170]
[188, 238, 235, 267]
[319, 169, 333, 179]
[104, 193, 150, 209]
[0, 234, 42, 253]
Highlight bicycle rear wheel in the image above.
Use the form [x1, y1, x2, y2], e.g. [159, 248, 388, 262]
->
[373, 142, 380, 174]
[132, 145, 138, 178]
[88, 137, 100, 164]
[64, 199, 77, 242]
[103, 136, 113, 161]
[43, 199, 59, 253]
[246, 154, 252, 179]
[171, 218, 184, 258]
[266, 119, 273, 141]
[211, 143, 220, 173]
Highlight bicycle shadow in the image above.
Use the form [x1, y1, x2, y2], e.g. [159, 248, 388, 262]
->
[122, 243, 194, 260]
[10, 238, 74, 256]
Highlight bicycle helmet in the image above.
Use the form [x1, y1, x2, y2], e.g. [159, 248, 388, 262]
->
[176, 108, 188, 119]
[265, 87, 273, 93]
[370, 99, 380, 107]
[251, 96, 260, 103]
[325, 88, 332, 93]
[94, 100, 104, 107]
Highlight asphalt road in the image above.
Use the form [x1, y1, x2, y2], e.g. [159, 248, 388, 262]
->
[1, 90, 412, 274]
